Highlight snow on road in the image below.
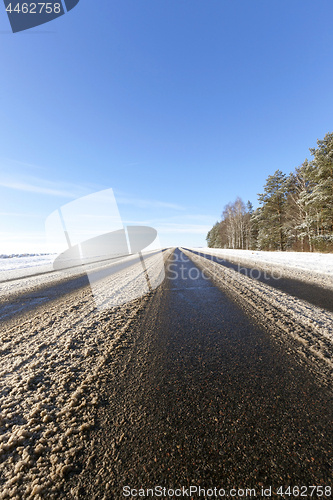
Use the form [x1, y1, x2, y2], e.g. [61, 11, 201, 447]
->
[182, 248, 333, 389]
[1, 246, 332, 497]
[0, 249, 172, 499]
[0, 251, 162, 301]
[190, 248, 333, 289]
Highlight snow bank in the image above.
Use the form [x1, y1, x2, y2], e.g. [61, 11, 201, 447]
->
[189, 248, 333, 289]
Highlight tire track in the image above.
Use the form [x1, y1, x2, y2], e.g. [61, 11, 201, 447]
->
[182, 248, 333, 390]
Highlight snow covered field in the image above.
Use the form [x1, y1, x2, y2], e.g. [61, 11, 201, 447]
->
[0, 255, 53, 268]
[0, 255, 54, 283]
[189, 248, 333, 289]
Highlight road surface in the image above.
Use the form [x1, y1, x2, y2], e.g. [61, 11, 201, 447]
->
[63, 248, 333, 499]
[186, 248, 333, 313]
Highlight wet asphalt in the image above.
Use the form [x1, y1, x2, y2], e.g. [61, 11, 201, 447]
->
[0, 251, 166, 323]
[75, 249, 333, 499]
[185, 249, 333, 314]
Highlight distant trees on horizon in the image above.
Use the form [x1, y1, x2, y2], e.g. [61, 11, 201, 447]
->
[206, 132, 333, 252]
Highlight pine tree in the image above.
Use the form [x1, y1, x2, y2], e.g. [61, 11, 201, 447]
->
[245, 201, 257, 250]
[284, 161, 317, 251]
[257, 170, 288, 251]
[206, 222, 222, 248]
[308, 132, 333, 249]
[205, 132, 333, 253]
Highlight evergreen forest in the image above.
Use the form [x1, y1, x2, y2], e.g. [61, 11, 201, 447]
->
[206, 132, 333, 252]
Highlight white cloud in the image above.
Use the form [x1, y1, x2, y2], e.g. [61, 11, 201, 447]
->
[121, 219, 211, 234]
[116, 196, 186, 211]
[0, 157, 47, 172]
[0, 180, 79, 198]
[156, 222, 211, 234]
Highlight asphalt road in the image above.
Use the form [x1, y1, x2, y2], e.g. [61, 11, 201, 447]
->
[66, 248, 333, 499]
[0, 250, 162, 322]
[186, 248, 333, 314]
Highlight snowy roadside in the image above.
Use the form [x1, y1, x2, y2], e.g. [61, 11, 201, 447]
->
[189, 247, 333, 290]
[0, 249, 173, 499]
[0, 255, 53, 269]
[182, 248, 333, 390]
[0, 250, 163, 300]
[0, 255, 54, 283]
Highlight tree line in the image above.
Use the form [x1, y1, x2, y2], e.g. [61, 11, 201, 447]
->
[206, 132, 333, 252]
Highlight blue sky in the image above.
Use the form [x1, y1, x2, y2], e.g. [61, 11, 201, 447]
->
[1, 0, 333, 252]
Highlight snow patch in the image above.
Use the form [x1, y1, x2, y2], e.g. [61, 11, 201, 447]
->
[189, 248, 333, 289]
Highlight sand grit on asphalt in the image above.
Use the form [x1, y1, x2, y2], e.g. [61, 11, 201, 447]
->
[0, 250, 173, 499]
